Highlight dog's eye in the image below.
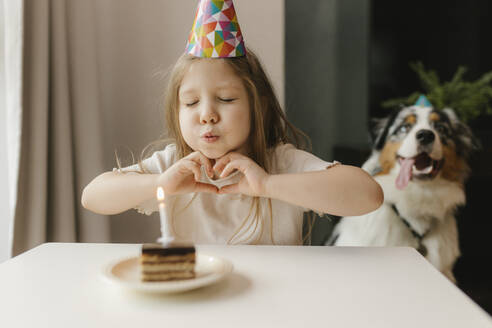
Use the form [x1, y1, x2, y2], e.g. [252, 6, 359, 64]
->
[435, 124, 448, 134]
[397, 124, 411, 134]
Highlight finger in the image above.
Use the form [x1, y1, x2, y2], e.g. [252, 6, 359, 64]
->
[220, 159, 245, 178]
[219, 183, 240, 194]
[187, 152, 214, 178]
[195, 182, 219, 194]
[215, 152, 248, 172]
[182, 160, 201, 181]
[195, 152, 215, 178]
[213, 155, 232, 174]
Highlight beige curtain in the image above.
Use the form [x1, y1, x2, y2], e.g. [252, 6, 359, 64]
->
[12, 0, 110, 256]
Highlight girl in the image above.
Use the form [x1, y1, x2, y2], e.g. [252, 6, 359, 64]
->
[81, 1, 383, 245]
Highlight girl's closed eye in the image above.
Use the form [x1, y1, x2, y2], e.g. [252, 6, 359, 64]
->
[184, 99, 199, 107]
[217, 96, 237, 103]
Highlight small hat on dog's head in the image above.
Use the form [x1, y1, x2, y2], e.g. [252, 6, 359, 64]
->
[415, 94, 432, 107]
[186, 0, 246, 58]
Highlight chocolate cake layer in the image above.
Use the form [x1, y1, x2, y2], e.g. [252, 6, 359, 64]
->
[141, 243, 195, 256]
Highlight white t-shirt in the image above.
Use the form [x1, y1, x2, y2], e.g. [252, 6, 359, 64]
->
[115, 143, 339, 245]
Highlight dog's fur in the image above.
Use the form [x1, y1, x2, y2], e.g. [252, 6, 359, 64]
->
[328, 105, 479, 282]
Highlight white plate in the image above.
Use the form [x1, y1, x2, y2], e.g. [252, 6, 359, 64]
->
[101, 253, 233, 293]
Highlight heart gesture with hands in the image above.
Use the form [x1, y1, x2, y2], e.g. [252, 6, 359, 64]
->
[158, 151, 270, 197]
[213, 152, 270, 197]
[157, 151, 219, 195]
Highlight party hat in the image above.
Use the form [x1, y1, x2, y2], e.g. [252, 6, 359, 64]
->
[414, 94, 432, 107]
[186, 0, 246, 58]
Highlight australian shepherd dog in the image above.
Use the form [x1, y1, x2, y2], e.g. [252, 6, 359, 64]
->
[329, 101, 479, 282]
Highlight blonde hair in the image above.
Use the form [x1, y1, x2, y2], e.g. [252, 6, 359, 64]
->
[121, 48, 314, 244]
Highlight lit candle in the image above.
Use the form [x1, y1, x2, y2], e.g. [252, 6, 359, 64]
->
[156, 186, 174, 244]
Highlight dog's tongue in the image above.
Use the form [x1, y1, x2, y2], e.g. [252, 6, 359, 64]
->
[396, 158, 415, 190]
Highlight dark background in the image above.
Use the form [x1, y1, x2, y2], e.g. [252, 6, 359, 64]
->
[287, 0, 492, 315]
[370, 0, 492, 118]
[371, 0, 492, 314]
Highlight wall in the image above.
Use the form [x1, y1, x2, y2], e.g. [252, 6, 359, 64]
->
[285, 0, 370, 244]
[92, 0, 285, 242]
[0, 2, 10, 262]
[286, 0, 369, 161]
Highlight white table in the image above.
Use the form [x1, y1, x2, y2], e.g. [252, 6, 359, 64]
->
[0, 243, 490, 328]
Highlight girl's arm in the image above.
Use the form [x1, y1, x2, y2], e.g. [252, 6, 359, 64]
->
[263, 165, 383, 216]
[215, 153, 383, 217]
[82, 151, 218, 215]
[81, 171, 160, 215]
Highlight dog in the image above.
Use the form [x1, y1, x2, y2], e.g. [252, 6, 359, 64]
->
[328, 95, 479, 283]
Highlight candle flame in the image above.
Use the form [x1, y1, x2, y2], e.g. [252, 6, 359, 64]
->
[157, 187, 165, 201]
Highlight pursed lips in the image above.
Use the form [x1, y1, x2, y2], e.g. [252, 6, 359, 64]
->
[201, 131, 220, 143]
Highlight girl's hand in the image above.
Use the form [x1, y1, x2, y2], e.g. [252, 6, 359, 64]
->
[157, 151, 218, 195]
[213, 152, 270, 197]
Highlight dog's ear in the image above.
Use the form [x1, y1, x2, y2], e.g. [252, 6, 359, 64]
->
[371, 107, 401, 150]
[368, 118, 385, 145]
[442, 108, 481, 158]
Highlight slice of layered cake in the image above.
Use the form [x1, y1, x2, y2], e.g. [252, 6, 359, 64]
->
[140, 243, 196, 282]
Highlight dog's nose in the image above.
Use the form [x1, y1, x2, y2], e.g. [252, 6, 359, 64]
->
[416, 129, 435, 145]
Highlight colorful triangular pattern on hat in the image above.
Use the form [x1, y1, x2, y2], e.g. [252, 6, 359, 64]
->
[186, 0, 246, 58]
[414, 94, 432, 107]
